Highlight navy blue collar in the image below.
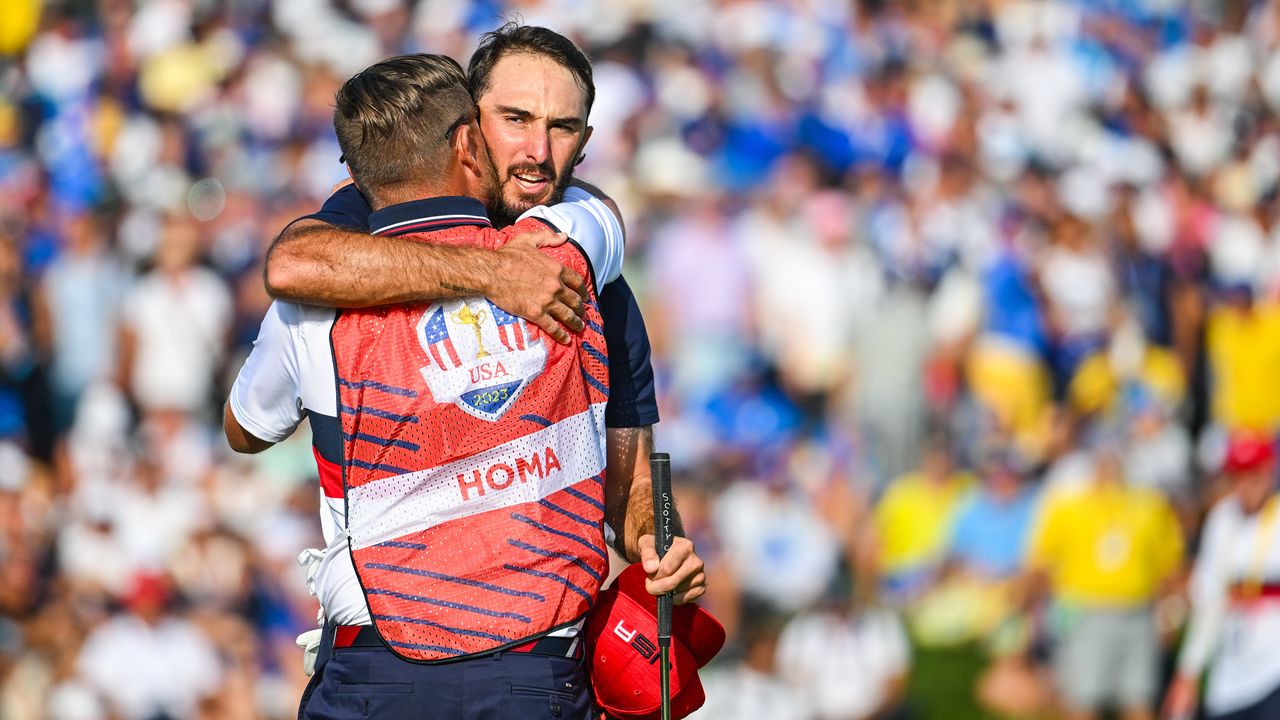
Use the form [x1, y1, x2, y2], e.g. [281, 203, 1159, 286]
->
[368, 196, 492, 237]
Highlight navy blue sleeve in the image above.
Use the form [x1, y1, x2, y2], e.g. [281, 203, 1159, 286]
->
[305, 183, 373, 230]
[599, 274, 659, 428]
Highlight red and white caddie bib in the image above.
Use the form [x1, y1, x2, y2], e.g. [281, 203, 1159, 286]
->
[332, 217, 610, 662]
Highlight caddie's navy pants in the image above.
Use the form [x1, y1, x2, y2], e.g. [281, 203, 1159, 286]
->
[299, 624, 593, 720]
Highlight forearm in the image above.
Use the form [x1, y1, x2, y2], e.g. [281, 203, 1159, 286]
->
[604, 426, 683, 561]
[264, 220, 499, 307]
[1177, 589, 1226, 679]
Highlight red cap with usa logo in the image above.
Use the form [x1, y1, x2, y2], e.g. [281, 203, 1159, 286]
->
[584, 563, 725, 720]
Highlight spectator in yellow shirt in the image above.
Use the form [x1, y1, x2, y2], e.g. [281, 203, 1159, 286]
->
[872, 430, 974, 601]
[1206, 286, 1280, 433]
[1024, 436, 1183, 720]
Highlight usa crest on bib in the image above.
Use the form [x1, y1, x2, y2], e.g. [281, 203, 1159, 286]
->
[416, 300, 548, 422]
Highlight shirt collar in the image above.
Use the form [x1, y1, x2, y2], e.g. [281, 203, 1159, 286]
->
[368, 196, 492, 236]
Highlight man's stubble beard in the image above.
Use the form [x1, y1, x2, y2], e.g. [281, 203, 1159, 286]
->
[476, 133, 576, 228]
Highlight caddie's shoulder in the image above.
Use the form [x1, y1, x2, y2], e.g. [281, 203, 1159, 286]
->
[273, 300, 336, 328]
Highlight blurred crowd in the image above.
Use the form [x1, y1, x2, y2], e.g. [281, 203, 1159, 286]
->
[3, 0, 1280, 718]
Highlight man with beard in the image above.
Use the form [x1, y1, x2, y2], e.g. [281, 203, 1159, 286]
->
[228, 52, 703, 718]
[263, 24, 699, 607]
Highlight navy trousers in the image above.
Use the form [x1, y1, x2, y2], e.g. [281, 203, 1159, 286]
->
[299, 624, 593, 720]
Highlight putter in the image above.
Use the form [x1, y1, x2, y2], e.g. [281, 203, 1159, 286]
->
[650, 452, 674, 720]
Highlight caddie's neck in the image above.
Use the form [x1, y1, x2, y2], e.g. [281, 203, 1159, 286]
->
[364, 124, 490, 213]
[367, 165, 472, 212]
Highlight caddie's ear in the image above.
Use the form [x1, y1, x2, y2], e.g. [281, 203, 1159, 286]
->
[455, 122, 483, 175]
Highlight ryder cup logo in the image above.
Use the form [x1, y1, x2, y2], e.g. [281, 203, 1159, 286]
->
[416, 299, 547, 421]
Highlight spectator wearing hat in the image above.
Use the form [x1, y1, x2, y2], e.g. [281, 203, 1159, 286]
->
[1023, 435, 1183, 720]
[1165, 432, 1280, 720]
[75, 574, 222, 720]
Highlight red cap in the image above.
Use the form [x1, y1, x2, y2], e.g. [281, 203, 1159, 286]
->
[122, 572, 170, 614]
[1224, 432, 1277, 473]
[585, 563, 725, 720]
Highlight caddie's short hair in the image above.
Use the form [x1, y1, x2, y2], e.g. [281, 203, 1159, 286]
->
[334, 54, 476, 203]
[467, 23, 595, 117]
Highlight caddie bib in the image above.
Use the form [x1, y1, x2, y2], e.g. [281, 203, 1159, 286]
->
[332, 216, 610, 662]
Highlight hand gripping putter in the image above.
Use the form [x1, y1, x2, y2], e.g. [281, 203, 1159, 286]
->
[650, 452, 674, 720]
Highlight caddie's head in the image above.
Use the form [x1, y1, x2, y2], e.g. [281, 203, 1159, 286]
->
[333, 54, 496, 209]
[467, 23, 595, 225]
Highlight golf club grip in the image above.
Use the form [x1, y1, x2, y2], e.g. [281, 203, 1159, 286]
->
[650, 452, 673, 641]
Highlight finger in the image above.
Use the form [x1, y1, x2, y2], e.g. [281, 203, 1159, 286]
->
[647, 570, 695, 596]
[531, 312, 571, 346]
[657, 539, 696, 578]
[674, 587, 706, 605]
[655, 567, 706, 598]
[673, 577, 707, 605]
[556, 287, 586, 319]
[536, 231, 569, 248]
[547, 301, 585, 334]
[650, 555, 703, 594]
[638, 535, 658, 574]
[521, 229, 554, 247]
[560, 268, 589, 301]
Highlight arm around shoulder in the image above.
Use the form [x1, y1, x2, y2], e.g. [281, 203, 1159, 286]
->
[264, 218, 427, 307]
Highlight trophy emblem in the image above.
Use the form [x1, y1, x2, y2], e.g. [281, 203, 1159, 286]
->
[452, 303, 490, 359]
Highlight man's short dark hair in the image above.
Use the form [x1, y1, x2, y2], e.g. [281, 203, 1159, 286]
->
[467, 23, 595, 117]
[333, 54, 475, 204]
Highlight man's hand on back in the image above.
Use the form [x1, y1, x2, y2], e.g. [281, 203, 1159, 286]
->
[489, 227, 588, 344]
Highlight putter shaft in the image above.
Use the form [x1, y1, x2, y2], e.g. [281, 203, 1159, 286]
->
[651, 453, 674, 720]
